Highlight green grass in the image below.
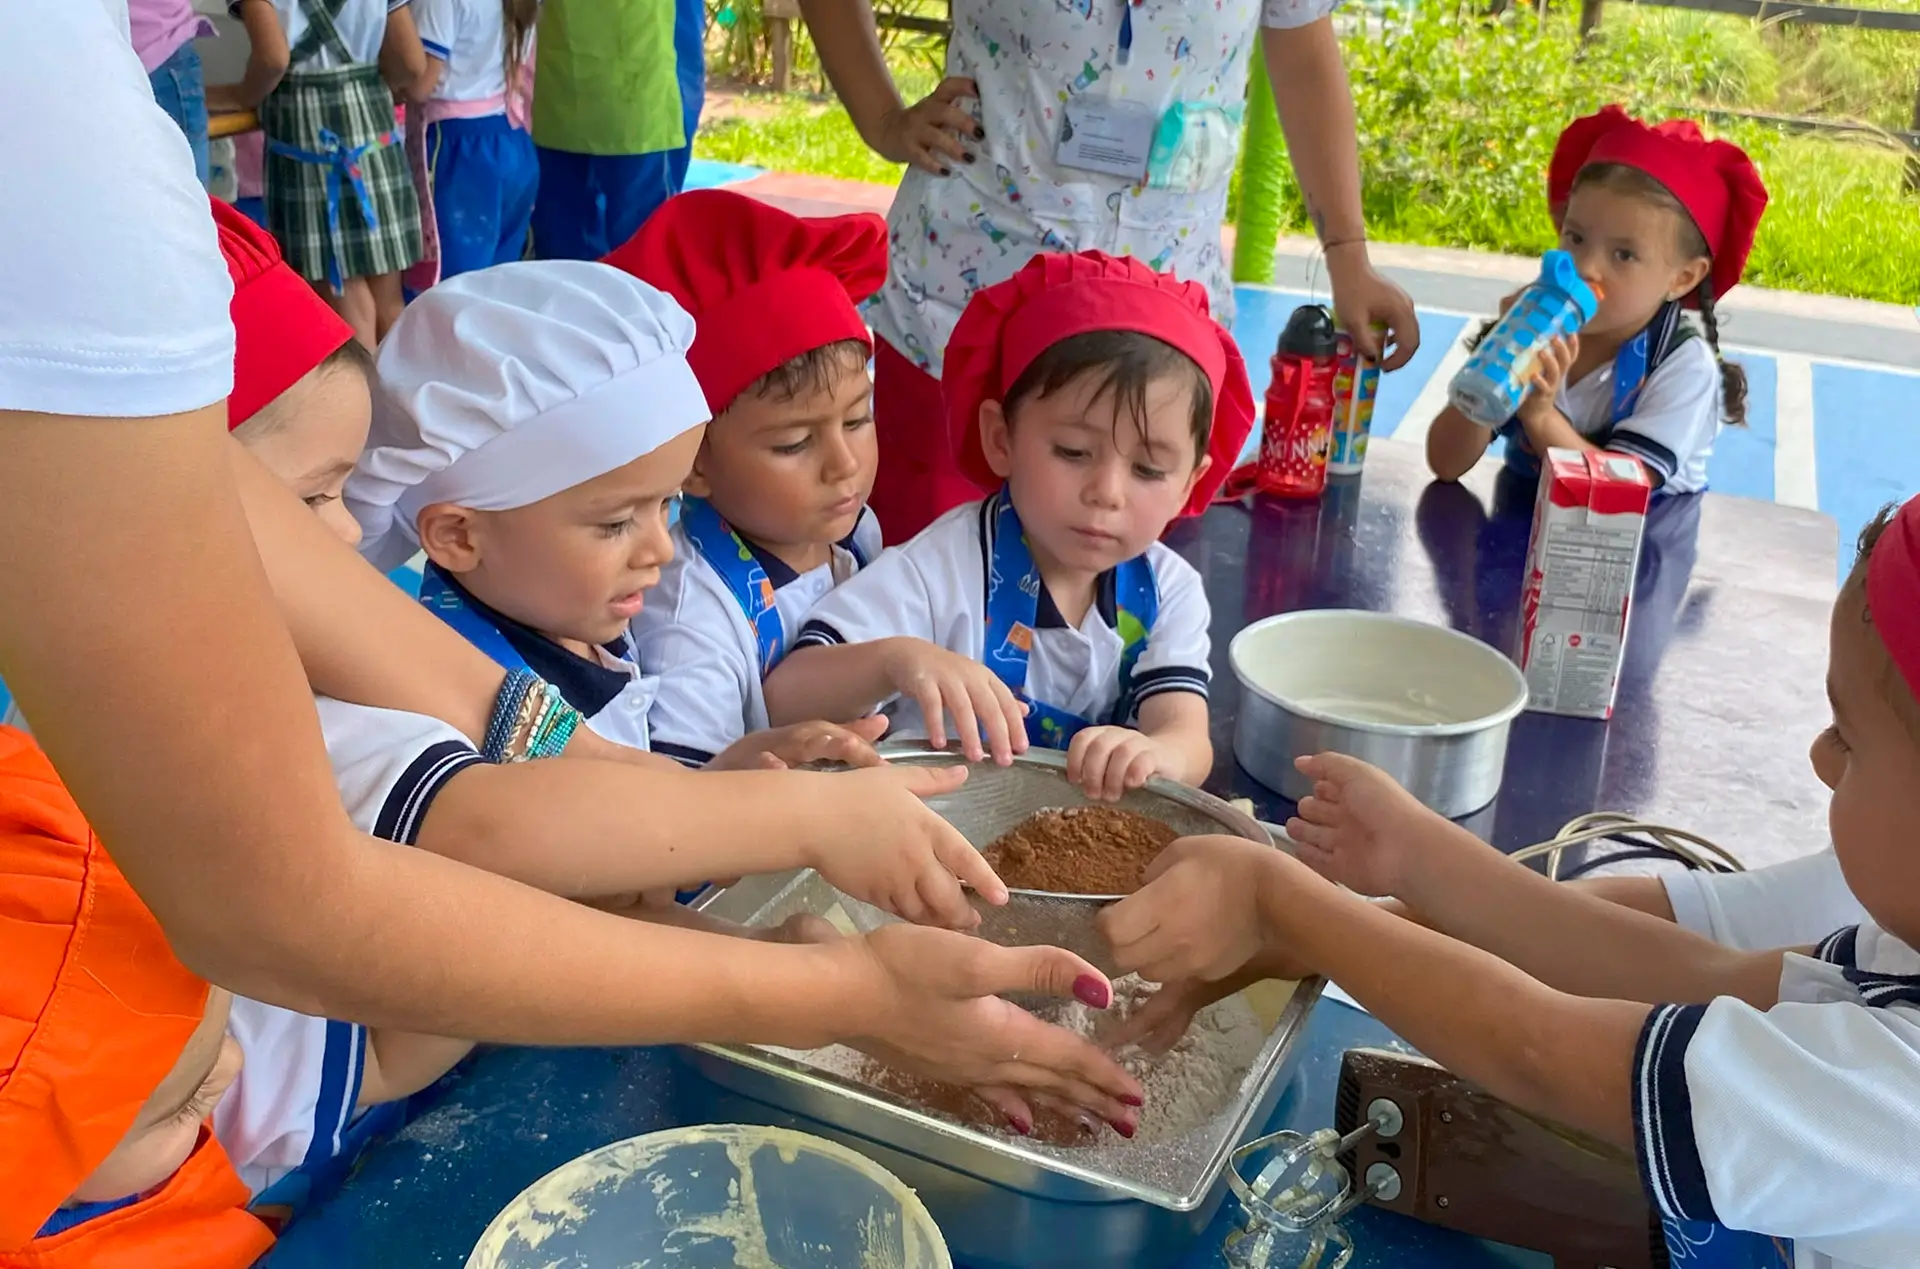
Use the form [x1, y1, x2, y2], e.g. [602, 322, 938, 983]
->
[695, 3, 1920, 305]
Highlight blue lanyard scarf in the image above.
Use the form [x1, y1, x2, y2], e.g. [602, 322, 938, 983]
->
[679, 496, 787, 676]
[1661, 1220, 1794, 1269]
[417, 566, 532, 674]
[680, 497, 873, 677]
[981, 489, 1158, 750]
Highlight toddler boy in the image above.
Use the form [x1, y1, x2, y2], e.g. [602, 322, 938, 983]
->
[766, 251, 1254, 801]
[605, 189, 889, 766]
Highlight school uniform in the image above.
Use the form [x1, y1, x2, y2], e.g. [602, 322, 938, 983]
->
[1497, 310, 1722, 494]
[529, 0, 705, 261]
[252, 0, 423, 290]
[635, 502, 881, 765]
[1634, 919, 1920, 1268]
[217, 698, 481, 1201]
[794, 492, 1212, 749]
[407, 0, 538, 284]
[1662, 849, 1867, 953]
[420, 560, 662, 751]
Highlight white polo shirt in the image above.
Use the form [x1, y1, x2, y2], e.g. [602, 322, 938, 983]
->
[1633, 916, 1920, 1269]
[635, 509, 882, 766]
[217, 698, 480, 1197]
[792, 498, 1212, 739]
[412, 0, 525, 103]
[256, 0, 412, 70]
[1662, 849, 1867, 953]
[1513, 332, 1722, 494]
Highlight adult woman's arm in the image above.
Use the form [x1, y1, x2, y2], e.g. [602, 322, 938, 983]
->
[1261, 22, 1420, 370]
[798, 0, 978, 174]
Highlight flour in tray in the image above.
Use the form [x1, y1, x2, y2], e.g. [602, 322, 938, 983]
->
[771, 976, 1265, 1147]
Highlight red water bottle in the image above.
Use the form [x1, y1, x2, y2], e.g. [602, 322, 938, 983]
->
[1256, 305, 1340, 499]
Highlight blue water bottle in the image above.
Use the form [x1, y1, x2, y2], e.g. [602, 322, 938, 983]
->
[1447, 250, 1601, 428]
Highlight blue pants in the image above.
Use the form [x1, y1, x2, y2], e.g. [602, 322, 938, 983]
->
[530, 0, 705, 260]
[148, 41, 210, 186]
[427, 114, 540, 278]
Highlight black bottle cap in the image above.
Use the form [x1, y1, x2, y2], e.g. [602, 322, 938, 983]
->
[1278, 305, 1339, 358]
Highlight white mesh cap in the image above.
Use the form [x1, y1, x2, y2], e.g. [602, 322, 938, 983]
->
[347, 259, 710, 572]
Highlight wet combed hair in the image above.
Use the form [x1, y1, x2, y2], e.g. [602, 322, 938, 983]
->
[1840, 503, 1920, 739]
[1464, 162, 1748, 428]
[738, 339, 872, 408]
[232, 338, 374, 442]
[1001, 330, 1213, 471]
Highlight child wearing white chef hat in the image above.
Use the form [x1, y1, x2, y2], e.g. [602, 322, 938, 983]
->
[348, 260, 884, 773]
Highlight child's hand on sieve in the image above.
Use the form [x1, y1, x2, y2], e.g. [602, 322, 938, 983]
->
[1100, 835, 1293, 983]
[803, 763, 1010, 929]
[1284, 752, 1444, 898]
[1066, 725, 1170, 802]
[877, 637, 1030, 765]
[710, 715, 891, 771]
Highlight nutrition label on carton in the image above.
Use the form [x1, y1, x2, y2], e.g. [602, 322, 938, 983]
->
[1537, 522, 1636, 627]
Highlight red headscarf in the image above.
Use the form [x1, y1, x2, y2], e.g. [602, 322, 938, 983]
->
[211, 199, 355, 431]
[943, 251, 1254, 519]
[1547, 106, 1768, 302]
[602, 189, 888, 415]
[0, 727, 269, 1268]
[1869, 496, 1920, 705]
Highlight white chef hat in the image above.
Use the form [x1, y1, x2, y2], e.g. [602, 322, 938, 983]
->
[347, 260, 711, 572]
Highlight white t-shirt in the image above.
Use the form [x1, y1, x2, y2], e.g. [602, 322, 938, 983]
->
[1663, 849, 1867, 953]
[0, 0, 234, 418]
[413, 0, 527, 103]
[1633, 917, 1920, 1269]
[635, 509, 883, 766]
[793, 497, 1212, 740]
[217, 698, 480, 1196]
[1545, 333, 1722, 494]
[263, 0, 410, 70]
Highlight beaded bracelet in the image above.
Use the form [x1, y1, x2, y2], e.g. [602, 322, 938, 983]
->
[481, 668, 542, 763]
[527, 694, 582, 760]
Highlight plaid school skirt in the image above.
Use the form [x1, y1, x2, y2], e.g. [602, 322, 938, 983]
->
[259, 63, 422, 289]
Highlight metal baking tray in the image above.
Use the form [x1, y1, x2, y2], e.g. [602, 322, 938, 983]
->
[682, 862, 1322, 1269]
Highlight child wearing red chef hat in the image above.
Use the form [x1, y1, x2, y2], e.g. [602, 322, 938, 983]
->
[604, 189, 894, 767]
[1427, 106, 1769, 493]
[767, 250, 1254, 803]
[0, 726, 273, 1269]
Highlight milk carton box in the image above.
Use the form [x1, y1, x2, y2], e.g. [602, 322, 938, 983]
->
[1517, 449, 1652, 719]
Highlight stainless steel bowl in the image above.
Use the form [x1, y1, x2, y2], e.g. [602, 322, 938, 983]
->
[1229, 610, 1528, 818]
[880, 747, 1271, 976]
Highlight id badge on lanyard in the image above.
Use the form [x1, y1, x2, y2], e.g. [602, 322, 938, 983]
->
[1055, 1, 1158, 181]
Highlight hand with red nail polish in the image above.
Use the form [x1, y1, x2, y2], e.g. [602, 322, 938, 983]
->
[838, 924, 1144, 1123]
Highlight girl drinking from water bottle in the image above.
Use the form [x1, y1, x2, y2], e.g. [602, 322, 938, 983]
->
[1426, 107, 1768, 494]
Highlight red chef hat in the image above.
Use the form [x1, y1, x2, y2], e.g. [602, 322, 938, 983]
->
[1547, 106, 1769, 302]
[212, 198, 355, 430]
[1869, 494, 1920, 706]
[945, 251, 1253, 519]
[601, 189, 888, 415]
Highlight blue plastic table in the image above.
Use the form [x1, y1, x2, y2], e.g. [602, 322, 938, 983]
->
[266, 439, 1838, 1269]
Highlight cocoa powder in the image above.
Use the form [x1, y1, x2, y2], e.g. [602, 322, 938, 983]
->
[982, 806, 1180, 895]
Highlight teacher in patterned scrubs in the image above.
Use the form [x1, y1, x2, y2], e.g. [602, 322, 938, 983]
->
[801, 0, 1422, 540]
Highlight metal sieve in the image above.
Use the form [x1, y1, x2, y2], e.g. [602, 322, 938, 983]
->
[873, 746, 1273, 976]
